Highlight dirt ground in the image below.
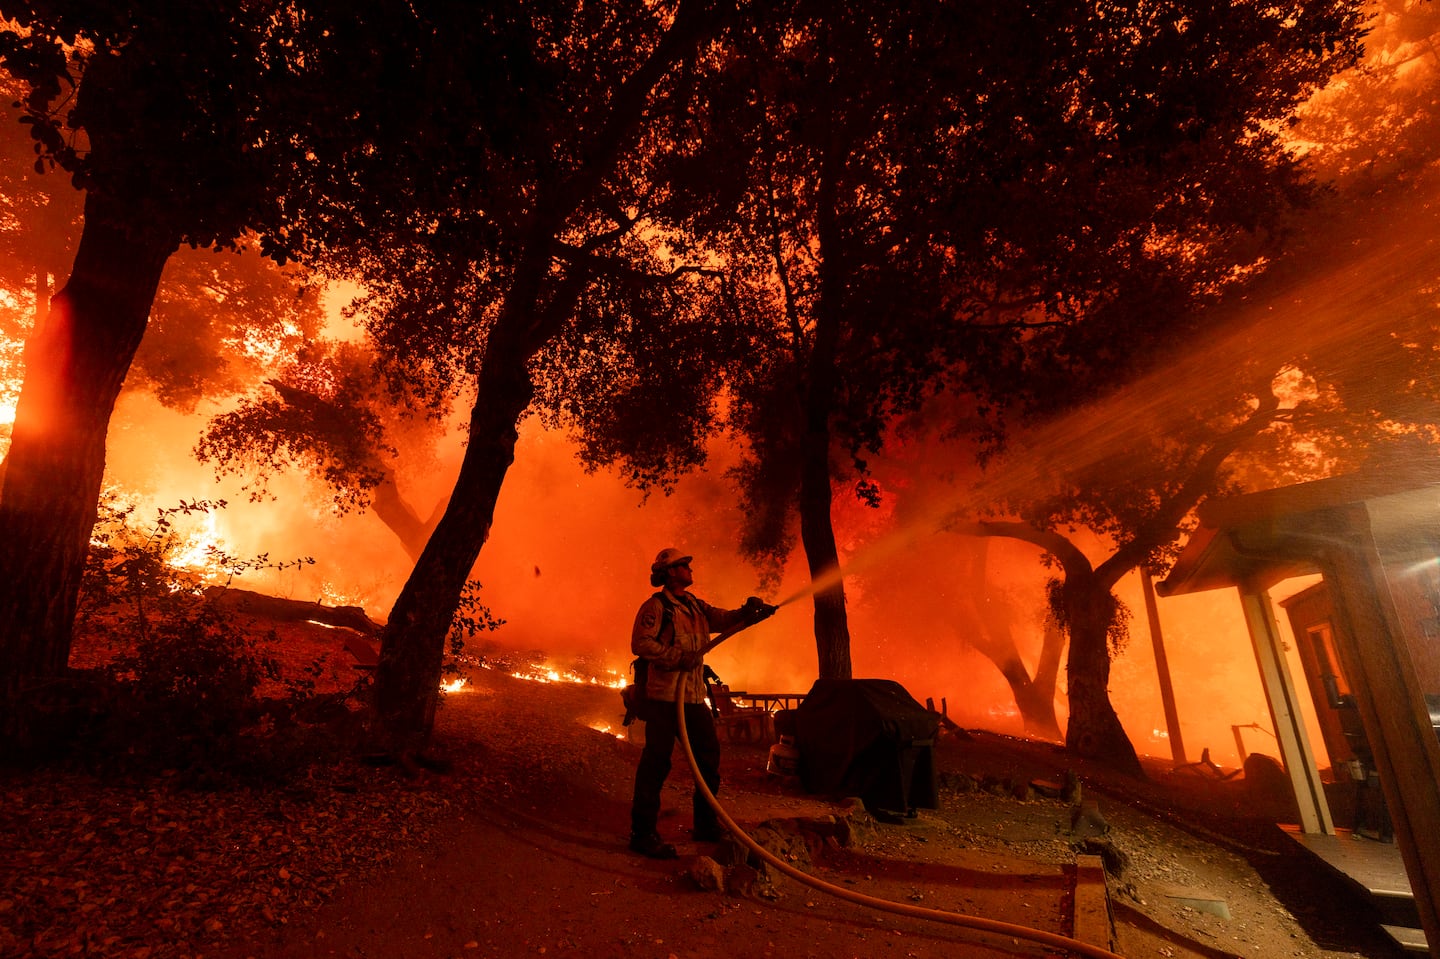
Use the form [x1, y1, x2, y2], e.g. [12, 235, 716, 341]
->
[3, 652, 1411, 959]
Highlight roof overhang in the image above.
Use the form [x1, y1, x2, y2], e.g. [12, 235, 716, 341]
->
[1159, 460, 1440, 598]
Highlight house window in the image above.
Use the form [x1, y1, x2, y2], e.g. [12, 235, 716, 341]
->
[1308, 623, 1350, 696]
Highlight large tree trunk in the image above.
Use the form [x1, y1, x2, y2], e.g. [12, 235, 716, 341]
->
[1033, 618, 1065, 724]
[798, 423, 851, 678]
[963, 617, 1064, 741]
[800, 97, 853, 681]
[1002, 656, 1064, 741]
[1062, 572, 1144, 777]
[0, 193, 175, 727]
[957, 520, 1143, 775]
[373, 325, 536, 750]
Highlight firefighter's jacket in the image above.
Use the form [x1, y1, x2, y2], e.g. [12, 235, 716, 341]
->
[631, 588, 750, 704]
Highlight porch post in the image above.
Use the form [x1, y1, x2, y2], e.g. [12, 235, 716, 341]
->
[1322, 507, 1440, 957]
[1237, 583, 1334, 835]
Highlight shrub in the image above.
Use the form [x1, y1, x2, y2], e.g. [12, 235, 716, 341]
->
[56, 494, 345, 777]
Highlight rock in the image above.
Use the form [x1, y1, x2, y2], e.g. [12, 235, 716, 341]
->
[1076, 836, 1130, 880]
[748, 821, 813, 868]
[1062, 770, 1083, 805]
[834, 799, 878, 846]
[1069, 799, 1110, 838]
[689, 856, 725, 892]
[939, 771, 978, 792]
[722, 862, 767, 899]
[713, 835, 749, 867]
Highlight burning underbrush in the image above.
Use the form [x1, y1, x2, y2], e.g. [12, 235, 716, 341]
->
[462, 639, 628, 690]
[42, 564, 631, 785]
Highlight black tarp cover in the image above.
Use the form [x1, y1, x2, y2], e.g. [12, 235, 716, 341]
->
[794, 678, 939, 811]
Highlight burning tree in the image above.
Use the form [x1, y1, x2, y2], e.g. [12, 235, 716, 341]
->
[0, 1, 279, 731]
[939, 0, 1440, 776]
[0, 88, 323, 429]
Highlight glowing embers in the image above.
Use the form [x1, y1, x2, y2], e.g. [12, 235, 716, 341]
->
[477, 658, 626, 689]
[589, 721, 625, 739]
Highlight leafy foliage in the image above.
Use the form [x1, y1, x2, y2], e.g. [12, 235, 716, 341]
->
[197, 341, 408, 510]
[46, 495, 330, 771]
[445, 580, 506, 677]
[0, 2, 306, 250]
[134, 250, 328, 411]
[622, 0, 1368, 579]
[1045, 577, 1131, 659]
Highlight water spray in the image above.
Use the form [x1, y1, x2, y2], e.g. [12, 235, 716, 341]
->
[672, 672, 1126, 959]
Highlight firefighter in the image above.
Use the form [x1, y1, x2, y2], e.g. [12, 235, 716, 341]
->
[628, 547, 774, 859]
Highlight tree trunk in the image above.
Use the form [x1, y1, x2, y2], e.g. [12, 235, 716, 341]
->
[0, 193, 176, 725]
[798, 83, 853, 681]
[373, 332, 535, 751]
[369, 471, 439, 563]
[1001, 656, 1064, 741]
[1062, 573, 1144, 777]
[956, 541, 1062, 739]
[965, 622, 1063, 741]
[1033, 618, 1065, 721]
[798, 422, 851, 678]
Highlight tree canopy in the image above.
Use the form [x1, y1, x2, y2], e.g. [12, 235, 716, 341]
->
[534, 0, 1368, 751]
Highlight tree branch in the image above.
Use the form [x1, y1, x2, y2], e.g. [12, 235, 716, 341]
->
[951, 518, 1094, 579]
[1100, 389, 1286, 582]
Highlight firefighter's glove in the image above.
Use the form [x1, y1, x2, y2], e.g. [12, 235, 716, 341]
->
[676, 650, 703, 671]
[744, 596, 778, 622]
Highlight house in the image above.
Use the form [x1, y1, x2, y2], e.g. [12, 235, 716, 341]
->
[1159, 461, 1440, 956]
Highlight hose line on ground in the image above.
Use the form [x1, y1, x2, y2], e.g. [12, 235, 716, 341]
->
[674, 674, 1126, 959]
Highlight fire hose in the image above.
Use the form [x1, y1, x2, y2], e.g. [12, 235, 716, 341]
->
[675, 628, 1127, 959]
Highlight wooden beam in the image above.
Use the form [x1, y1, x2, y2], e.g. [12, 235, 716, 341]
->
[1322, 505, 1440, 958]
[1237, 585, 1334, 835]
[1141, 570, 1187, 765]
[1071, 854, 1114, 951]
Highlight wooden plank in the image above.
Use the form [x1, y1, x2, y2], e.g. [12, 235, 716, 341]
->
[1072, 854, 1113, 951]
[1381, 924, 1430, 954]
[1281, 825, 1415, 900]
[1237, 586, 1333, 834]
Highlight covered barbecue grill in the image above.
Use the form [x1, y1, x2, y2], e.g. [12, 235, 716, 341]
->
[793, 678, 939, 817]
